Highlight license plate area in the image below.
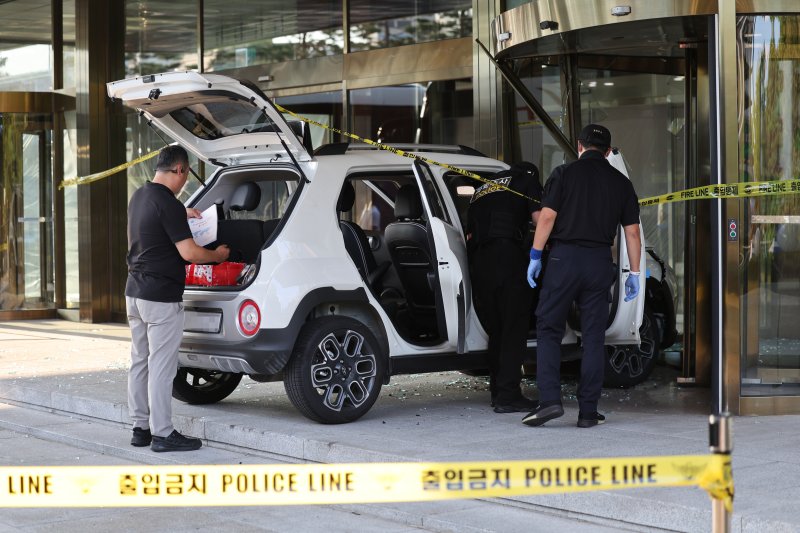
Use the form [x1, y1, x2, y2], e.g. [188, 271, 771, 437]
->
[184, 308, 222, 333]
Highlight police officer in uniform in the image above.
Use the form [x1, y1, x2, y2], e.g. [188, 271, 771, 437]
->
[522, 124, 641, 428]
[467, 162, 543, 413]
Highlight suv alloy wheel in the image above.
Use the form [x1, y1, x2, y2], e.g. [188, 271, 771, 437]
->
[283, 316, 387, 423]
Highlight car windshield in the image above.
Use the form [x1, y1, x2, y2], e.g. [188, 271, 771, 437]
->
[170, 98, 280, 140]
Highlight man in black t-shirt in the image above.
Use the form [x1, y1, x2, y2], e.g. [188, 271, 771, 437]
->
[522, 124, 641, 429]
[126, 145, 229, 452]
[466, 162, 542, 413]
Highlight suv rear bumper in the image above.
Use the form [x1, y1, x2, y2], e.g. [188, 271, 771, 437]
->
[180, 328, 295, 375]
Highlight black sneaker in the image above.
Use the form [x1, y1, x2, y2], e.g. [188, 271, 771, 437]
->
[150, 430, 202, 452]
[130, 427, 151, 447]
[522, 404, 564, 426]
[577, 412, 606, 428]
[493, 396, 539, 414]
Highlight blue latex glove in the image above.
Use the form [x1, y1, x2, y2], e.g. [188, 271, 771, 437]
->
[624, 272, 640, 302]
[527, 248, 543, 288]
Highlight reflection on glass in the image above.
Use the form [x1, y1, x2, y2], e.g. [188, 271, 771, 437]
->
[125, 113, 204, 204]
[63, 111, 79, 308]
[63, 0, 76, 91]
[275, 91, 343, 148]
[512, 60, 570, 177]
[0, 113, 55, 310]
[203, 1, 343, 71]
[579, 69, 686, 335]
[349, 80, 472, 145]
[0, 44, 53, 91]
[0, 1, 53, 90]
[349, 0, 471, 51]
[739, 15, 800, 396]
[125, 1, 199, 76]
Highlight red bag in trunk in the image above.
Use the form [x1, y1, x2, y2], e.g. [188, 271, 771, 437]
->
[185, 262, 246, 286]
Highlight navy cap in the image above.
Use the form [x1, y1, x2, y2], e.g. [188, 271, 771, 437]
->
[577, 124, 611, 149]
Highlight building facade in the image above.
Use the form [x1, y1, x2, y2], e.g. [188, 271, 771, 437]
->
[0, 0, 798, 415]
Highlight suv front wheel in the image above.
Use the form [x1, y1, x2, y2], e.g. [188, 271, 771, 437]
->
[603, 308, 659, 388]
[284, 316, 386, 424]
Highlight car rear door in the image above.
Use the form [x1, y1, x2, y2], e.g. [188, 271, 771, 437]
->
[106, 71, 311, 166]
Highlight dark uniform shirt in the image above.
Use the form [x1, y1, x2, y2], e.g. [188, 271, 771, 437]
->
[467, 169, 543, 247]
[542, 150, 639, 247]
[125, 181, 193, 302]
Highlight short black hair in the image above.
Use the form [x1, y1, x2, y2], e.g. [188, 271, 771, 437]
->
[155, 145, 189, 171]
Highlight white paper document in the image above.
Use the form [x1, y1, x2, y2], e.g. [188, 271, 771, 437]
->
[188, 205, 218, 247]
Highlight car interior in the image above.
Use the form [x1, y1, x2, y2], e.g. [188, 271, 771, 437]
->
[339, 175, 444, 345]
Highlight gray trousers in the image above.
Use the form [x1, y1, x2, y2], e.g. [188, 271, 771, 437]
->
[126, 296, 184, 438]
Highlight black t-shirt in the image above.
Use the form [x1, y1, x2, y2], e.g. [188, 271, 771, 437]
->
[125, 181, 193, 302]
[466, 167, 543, 247]
[542, 150, 639, 247]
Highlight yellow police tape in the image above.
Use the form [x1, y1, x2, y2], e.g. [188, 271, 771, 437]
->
[638, 179, 800, 206]
[55, 102, 800, 210]
[58, 148, 163, 190]
[273, 103, 535, 201]
[0, 454, 732, 510]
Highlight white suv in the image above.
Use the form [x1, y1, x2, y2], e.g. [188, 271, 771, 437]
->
[108, 72, 677, 424]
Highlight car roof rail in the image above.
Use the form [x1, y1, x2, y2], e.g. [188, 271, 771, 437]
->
[314, 142, 487, 157]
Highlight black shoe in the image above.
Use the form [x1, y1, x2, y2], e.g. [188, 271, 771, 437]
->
[522, 404, 564, 426]
[150, 430, 202, 452]
[577, 412, 606, 428]
[493, 397, 539, 413]
[130, 427, 151, 447]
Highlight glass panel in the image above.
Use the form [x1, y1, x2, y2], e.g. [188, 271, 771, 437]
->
[349, 0, 471, 52]
[203, 0, 343, 71]
[169, 98, 283, 140]
[739, 15, 800, 396]
[414, 162, 450, 224]
[125, 1, 199, 76]
[0, 0, 53, 90]
[348, 174, 417, 233]
[124, 112, 204, 204]
[63, 110, 79, 308]
[578, 68, 686, 335]
[511, 59, 570, 177]
[0, 113, 55, 310]
[63, 0, 76, 91]
[275, 91, 343, 148]
[504, 0, 529, 10]
[349, 79, 473, 145]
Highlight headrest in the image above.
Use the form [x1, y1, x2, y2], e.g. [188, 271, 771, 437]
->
[229, 182, 261, 211]
[337, 181, 355, 213]
[394, 185, 423, 220]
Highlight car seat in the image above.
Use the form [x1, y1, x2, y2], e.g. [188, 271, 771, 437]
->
[214, 181, 265, 263]
[383, 185, 439, 327]
[337, 181, 390, 292]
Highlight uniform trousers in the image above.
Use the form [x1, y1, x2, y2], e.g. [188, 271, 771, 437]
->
[126, 296, 184, 437]
[535, 243, 614, 414]
[470, 239, 532, 404]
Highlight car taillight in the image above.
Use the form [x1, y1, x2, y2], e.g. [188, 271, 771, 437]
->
[238, 300, 260, 336]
